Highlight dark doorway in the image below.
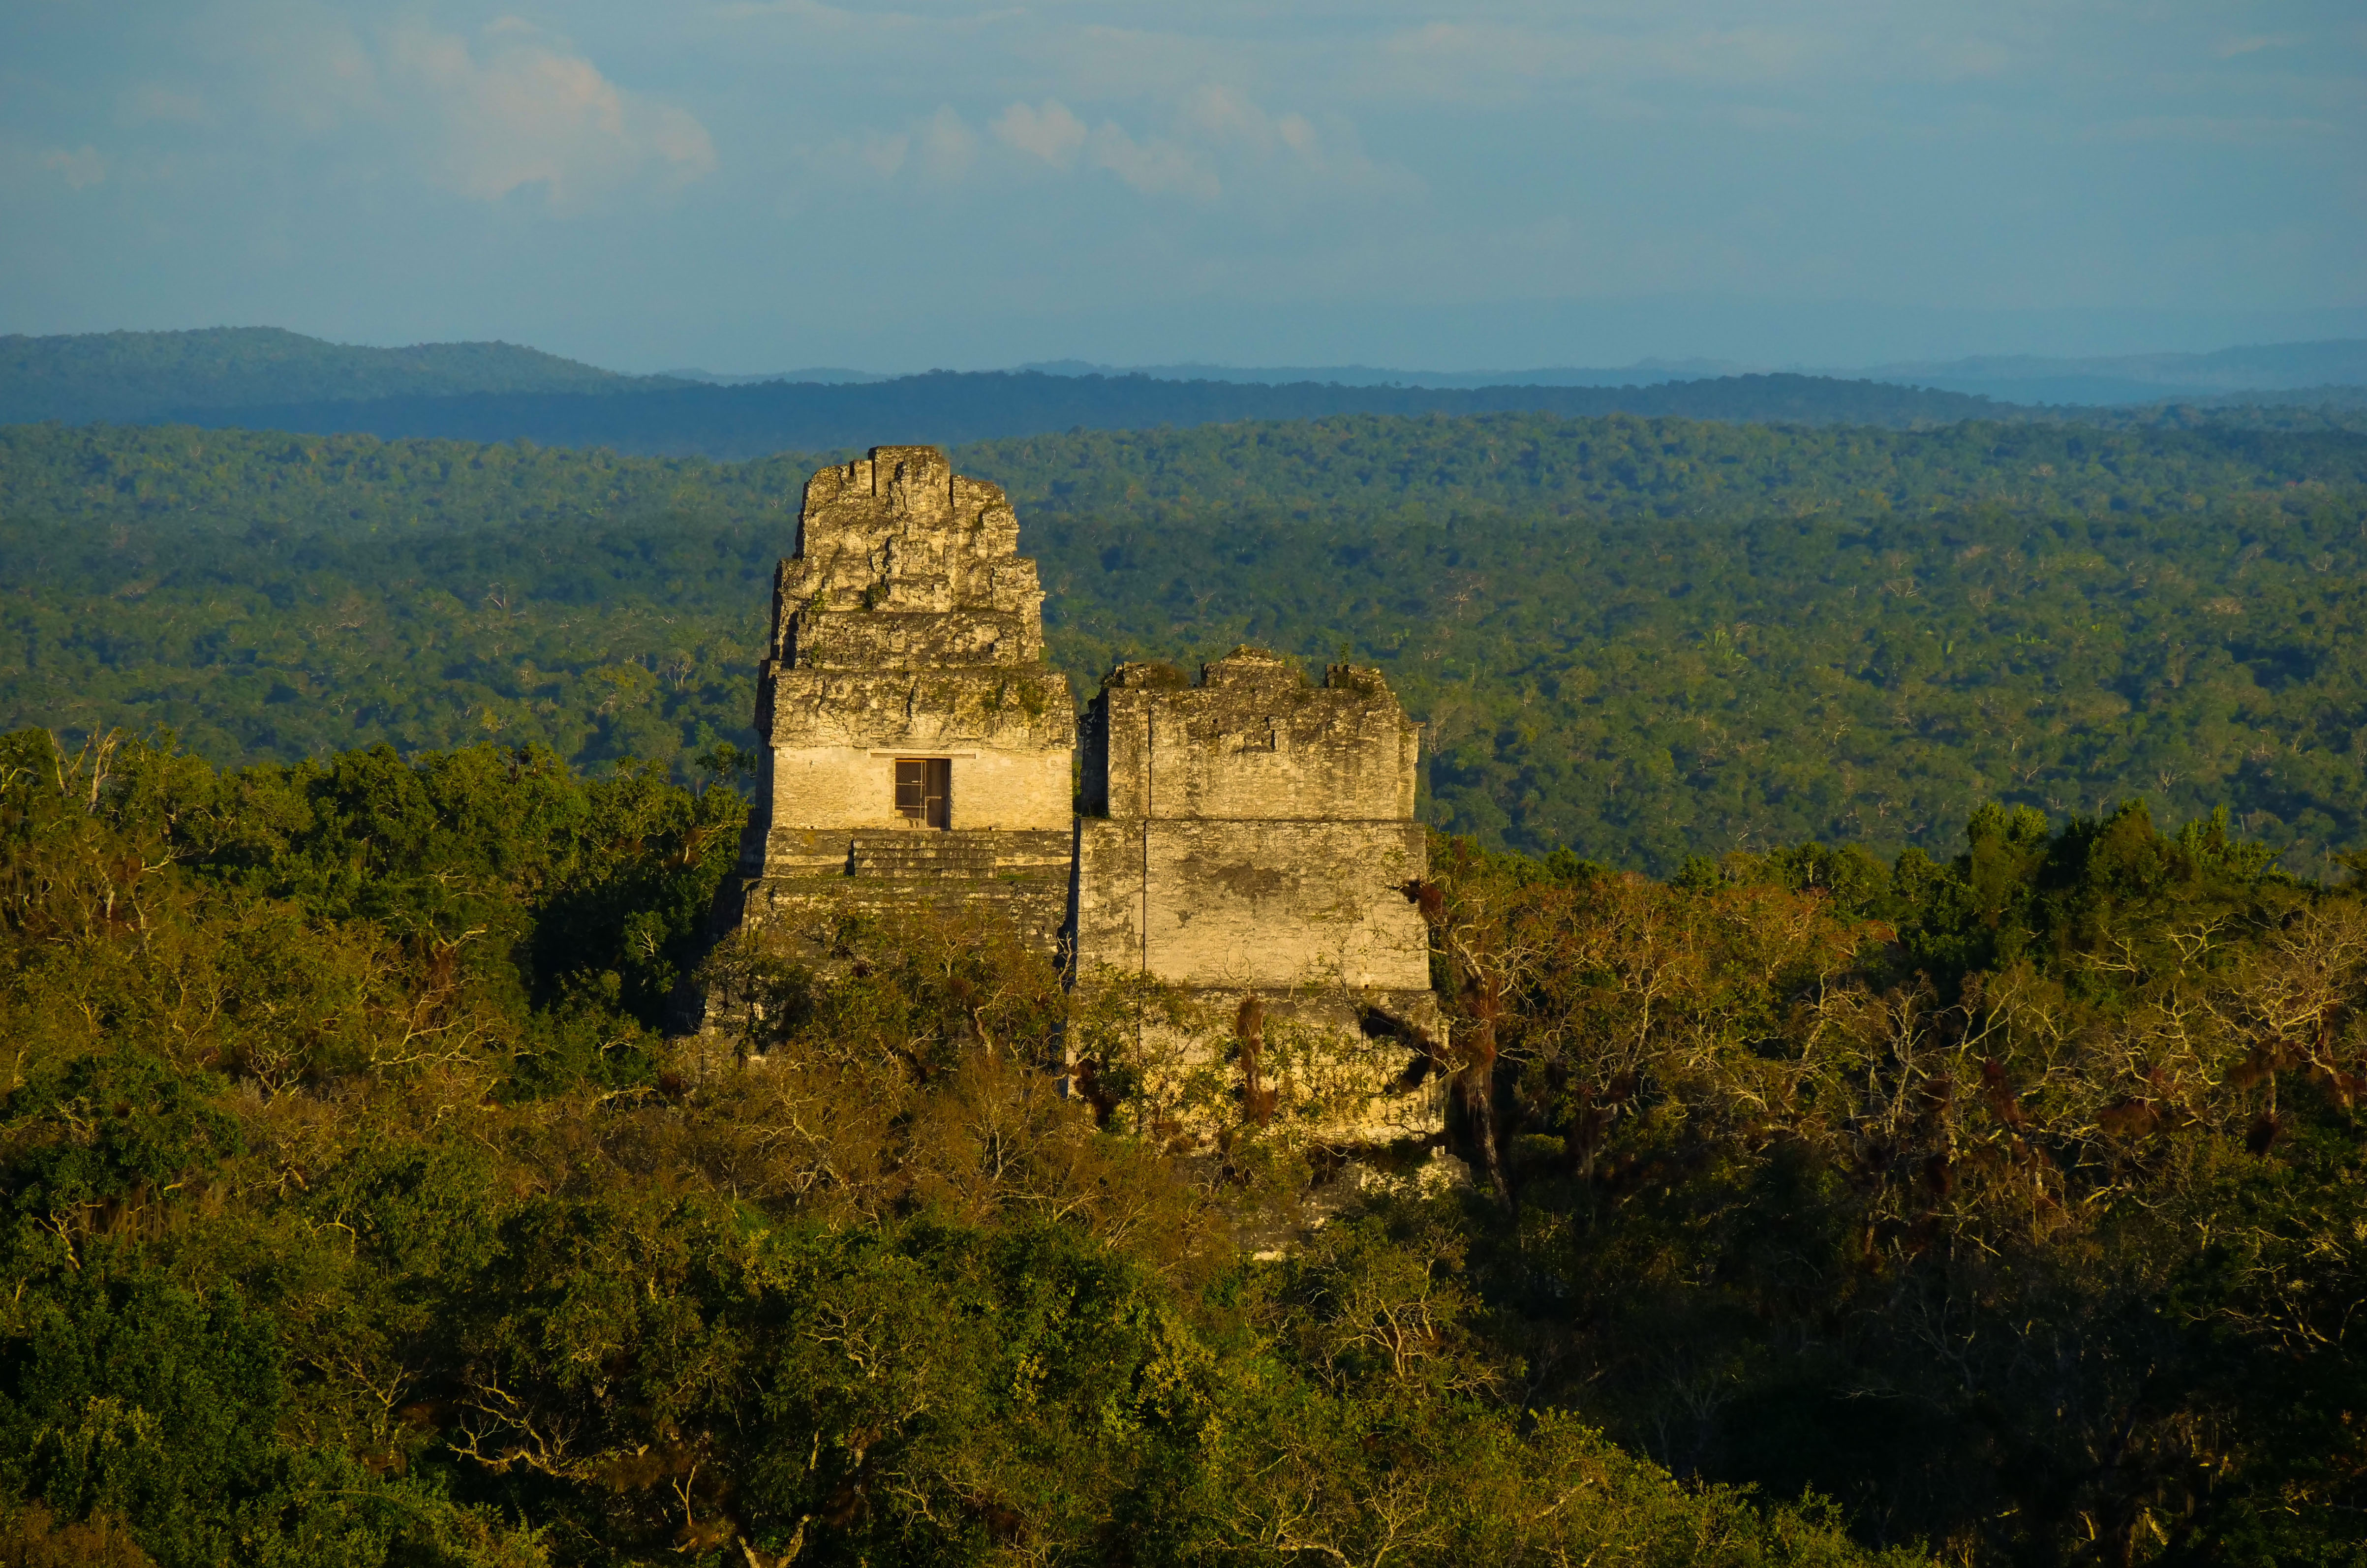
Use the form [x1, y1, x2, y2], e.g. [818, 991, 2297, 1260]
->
[894, 757, 951, 829]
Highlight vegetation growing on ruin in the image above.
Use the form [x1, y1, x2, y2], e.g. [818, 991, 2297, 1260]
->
[7, 412, 2367, 875]
[4, 729, 2364, 1565]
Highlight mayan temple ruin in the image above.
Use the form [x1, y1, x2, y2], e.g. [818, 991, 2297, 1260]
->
[723, 445, 1445, 1147]
[728, 445, 1077, 945]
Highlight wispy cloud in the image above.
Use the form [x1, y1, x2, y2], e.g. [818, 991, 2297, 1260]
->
[912, 107, 979, 182]
[710, 0, 917, 27]
[990, 99, 1214, 197]
[810, 106, 978, 186]
[381, 20, 716, 211]
[1084, 120, 1219, 199]
[39, 146, 108, 189]
[123, 86, 212, 128]
[992, 100, 1088, 168]
[2215, 33, 2303, 58]
[983, 85, 1396, 204]
[2088, 114, 2340, 146]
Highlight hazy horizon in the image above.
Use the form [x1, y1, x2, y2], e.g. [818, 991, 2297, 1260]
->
[12, 320, 2367, 400]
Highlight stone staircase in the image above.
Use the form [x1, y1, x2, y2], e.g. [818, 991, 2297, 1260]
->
[745, 829, 1073, 953]
[848, 828, 1068, 880]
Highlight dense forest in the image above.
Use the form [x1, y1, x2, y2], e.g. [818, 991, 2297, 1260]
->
[0, 329, 671, 425]
[135, 372, 2028, 458]
[5, 413, 2367, 877]
[2, 728, 2363, 1566]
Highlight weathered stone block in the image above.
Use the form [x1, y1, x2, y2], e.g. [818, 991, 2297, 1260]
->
[1074, 818, 1429, 993]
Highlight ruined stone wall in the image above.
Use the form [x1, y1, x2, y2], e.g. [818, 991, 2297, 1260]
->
[1074, 649, 1431, 993]
[1083, 650, 1420, 826]
[1070, 649, 1445, 1146]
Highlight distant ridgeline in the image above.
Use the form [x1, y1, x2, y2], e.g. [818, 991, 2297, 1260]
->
[9, 328, 2366, 459]
[4, 412, 2365, 877]
[0, 326, 681, 424]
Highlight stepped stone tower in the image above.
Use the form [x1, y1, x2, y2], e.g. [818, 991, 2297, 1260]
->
[729, 446, 1075, 946]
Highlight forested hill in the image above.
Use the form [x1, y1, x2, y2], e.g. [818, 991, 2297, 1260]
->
[140, 369, 2016, 457]
[4, 412, 2366, 875]
[0, 327, 674, 424]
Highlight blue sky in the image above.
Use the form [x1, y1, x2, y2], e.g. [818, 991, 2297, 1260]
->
[3, 1, 2361, 372]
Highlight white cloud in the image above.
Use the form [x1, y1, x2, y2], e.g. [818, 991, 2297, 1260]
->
[987, 95, 1225, 199]
[169, 8, 718, 213]
[993, 100, 1088, 167]
[993, 95, 1213, 195]
[809, 106, 979, 186]
[123, 86, 212, 127]
[854, 129, 908, 179]
[40, 146, 108, 188]
[1085, 121, 1219, 199]
[913, 106, 978, 182]
[983, 84, 1398, 204]
[1180, 83, 1270, 147]
[382, 20, 716, 211]
[1175, 83, 1393, 188]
